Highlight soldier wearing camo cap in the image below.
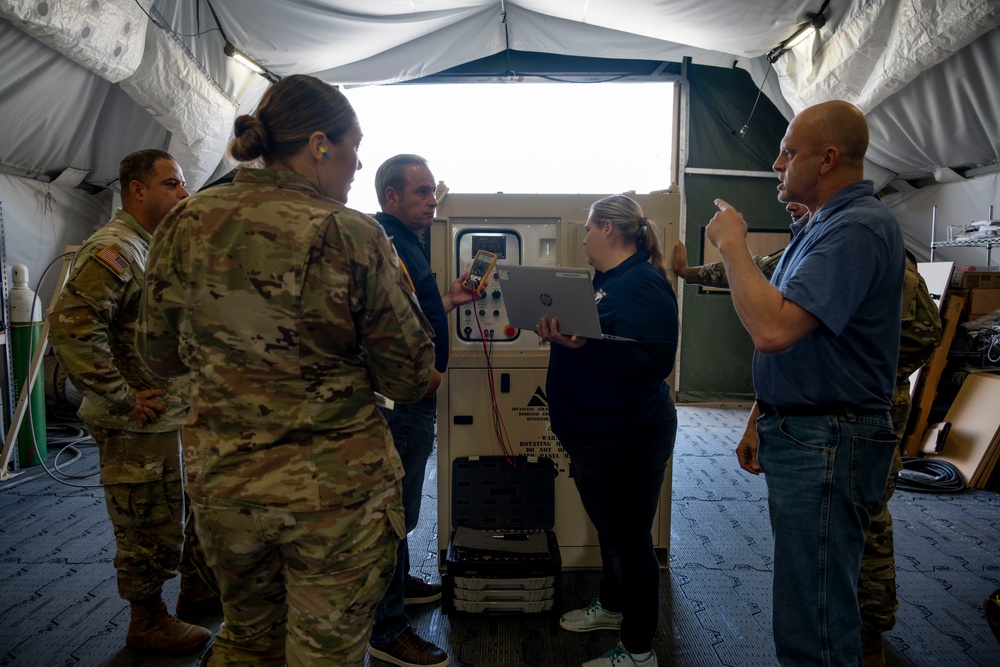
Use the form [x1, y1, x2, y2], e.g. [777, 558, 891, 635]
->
[138, 74, 437, 667]
[48, 149, 216, 655]
[673, 200, 942, 667]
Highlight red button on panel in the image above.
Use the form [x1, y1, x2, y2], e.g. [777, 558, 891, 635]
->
[504, 324, 517, 337]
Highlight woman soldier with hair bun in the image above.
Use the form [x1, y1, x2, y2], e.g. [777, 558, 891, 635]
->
[139, 74, 437, 666]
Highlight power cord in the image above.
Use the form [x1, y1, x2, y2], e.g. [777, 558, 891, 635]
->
[960, 314, 1000, 364]
[472, 302, 517, 466]
[978, 319, 1000, 364]
[43, 418, 98, 480]
[0, 420, 99, 490]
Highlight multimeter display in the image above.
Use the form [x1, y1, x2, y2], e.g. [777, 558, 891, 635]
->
[464, 249, 498, 294]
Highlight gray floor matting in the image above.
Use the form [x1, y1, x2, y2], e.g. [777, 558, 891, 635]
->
[1, 406, 998, 666]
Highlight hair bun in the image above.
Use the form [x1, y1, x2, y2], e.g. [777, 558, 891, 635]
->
[230, 114, 269, 162]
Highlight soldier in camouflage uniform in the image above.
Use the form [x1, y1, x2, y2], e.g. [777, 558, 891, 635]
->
[48, 149, 214, 655]
[138, 75, 437, 667]
[673, 201, 943, 666]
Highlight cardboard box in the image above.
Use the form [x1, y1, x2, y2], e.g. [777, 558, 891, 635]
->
[952, 269, 1000, 290]
[967, 288, 1000, 319]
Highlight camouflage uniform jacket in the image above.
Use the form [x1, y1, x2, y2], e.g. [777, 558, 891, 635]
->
[896, 251, 943, 382]
[48, 209, 188, 432]
[690, 249, 942, 405]
[138, 167, 436, 511]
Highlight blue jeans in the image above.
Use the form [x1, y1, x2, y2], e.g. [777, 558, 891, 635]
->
[562, 400, 676, 654]
[757, 410, 896, 667]
[371, 395, 437, 647]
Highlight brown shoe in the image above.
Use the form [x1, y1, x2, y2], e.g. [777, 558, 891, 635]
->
[369, 626, 449, 667]
[986, 587, 1000, 644]
[861, 631, 886, 667]
[126, 597, 212, 655]
[176, 573, 223, 620]
[403, 575, 443, 606]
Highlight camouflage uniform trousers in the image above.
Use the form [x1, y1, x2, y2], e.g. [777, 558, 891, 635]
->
[857, 396, 910, 634]
[193, 483, 405, 666]
[96, 428, 203, 601]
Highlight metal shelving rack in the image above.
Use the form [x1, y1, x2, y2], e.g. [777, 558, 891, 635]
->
[929, 204, 998, 265]
[0, 201, 17, 471]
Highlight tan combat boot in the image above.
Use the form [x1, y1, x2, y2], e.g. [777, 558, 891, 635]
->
[125, 597, 212, 654]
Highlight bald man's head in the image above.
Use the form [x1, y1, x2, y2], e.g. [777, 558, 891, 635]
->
[795, 100, 869, 169]
[773, 100, 869, 212]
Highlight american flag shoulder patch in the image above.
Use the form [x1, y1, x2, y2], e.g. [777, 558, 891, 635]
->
[96, 246, 129, 275]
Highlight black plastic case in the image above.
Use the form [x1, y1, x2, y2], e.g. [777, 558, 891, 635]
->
[443, 456, 562, 614]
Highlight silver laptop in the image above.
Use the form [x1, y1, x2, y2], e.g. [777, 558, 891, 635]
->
[497, 264, 635, 342]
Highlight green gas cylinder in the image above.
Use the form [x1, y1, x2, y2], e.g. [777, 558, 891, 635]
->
[9, 264, 46, 467]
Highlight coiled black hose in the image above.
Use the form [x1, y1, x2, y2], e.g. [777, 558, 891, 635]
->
[897, 457, 966, 493]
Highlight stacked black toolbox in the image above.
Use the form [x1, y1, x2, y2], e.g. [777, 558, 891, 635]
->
[442, 456, 562, 614]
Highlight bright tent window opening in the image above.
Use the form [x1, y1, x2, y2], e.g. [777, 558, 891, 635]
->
[344, 82, 676, 216]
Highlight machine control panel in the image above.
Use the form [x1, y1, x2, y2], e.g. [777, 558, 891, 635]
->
[456, 230, 521, 342]
[451, 220, 559, 350]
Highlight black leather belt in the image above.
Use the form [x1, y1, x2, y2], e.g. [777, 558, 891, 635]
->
[756, 400, 883, 419]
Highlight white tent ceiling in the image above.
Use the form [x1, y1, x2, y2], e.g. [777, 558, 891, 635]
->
[0, 0, 998, 193]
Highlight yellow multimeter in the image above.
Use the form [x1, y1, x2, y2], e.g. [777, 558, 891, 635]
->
[463, 249, 498, 296]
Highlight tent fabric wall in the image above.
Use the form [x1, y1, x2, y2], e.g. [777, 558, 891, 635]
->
[865, 28, 1000, 183]
[677, 65, 791, 403]
[0, 20, 170, 188]
[118, 24, 237, 190]
[0, 0, 235, 187]
[1, 1, 998, 195]
[686, 66, 786, 171]
[884, 171, 1000, 265]
[0, 173, 111, 310]
[777, 0, 1000, 116]
[205, 0, 787, 86]
[0, 0, 150, 84]
[500, 3, 741, 71]
[0, 1, 259, 192]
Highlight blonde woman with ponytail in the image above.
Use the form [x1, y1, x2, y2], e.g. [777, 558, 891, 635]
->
[535, 194, 678, 667]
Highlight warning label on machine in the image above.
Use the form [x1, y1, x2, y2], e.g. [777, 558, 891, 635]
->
[512, 386, 567, 465]
[512, 386, 550, 421]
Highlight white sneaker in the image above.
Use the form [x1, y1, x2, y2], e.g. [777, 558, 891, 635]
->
[559, 599, 623, 633]
[582, 643, 657, 667]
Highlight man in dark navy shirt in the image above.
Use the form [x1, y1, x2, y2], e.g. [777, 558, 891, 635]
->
[368, 154, 474, 667]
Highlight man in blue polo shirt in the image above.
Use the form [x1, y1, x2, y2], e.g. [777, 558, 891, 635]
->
[706, 101, 903, 666]
[369, 154, 475, 667]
